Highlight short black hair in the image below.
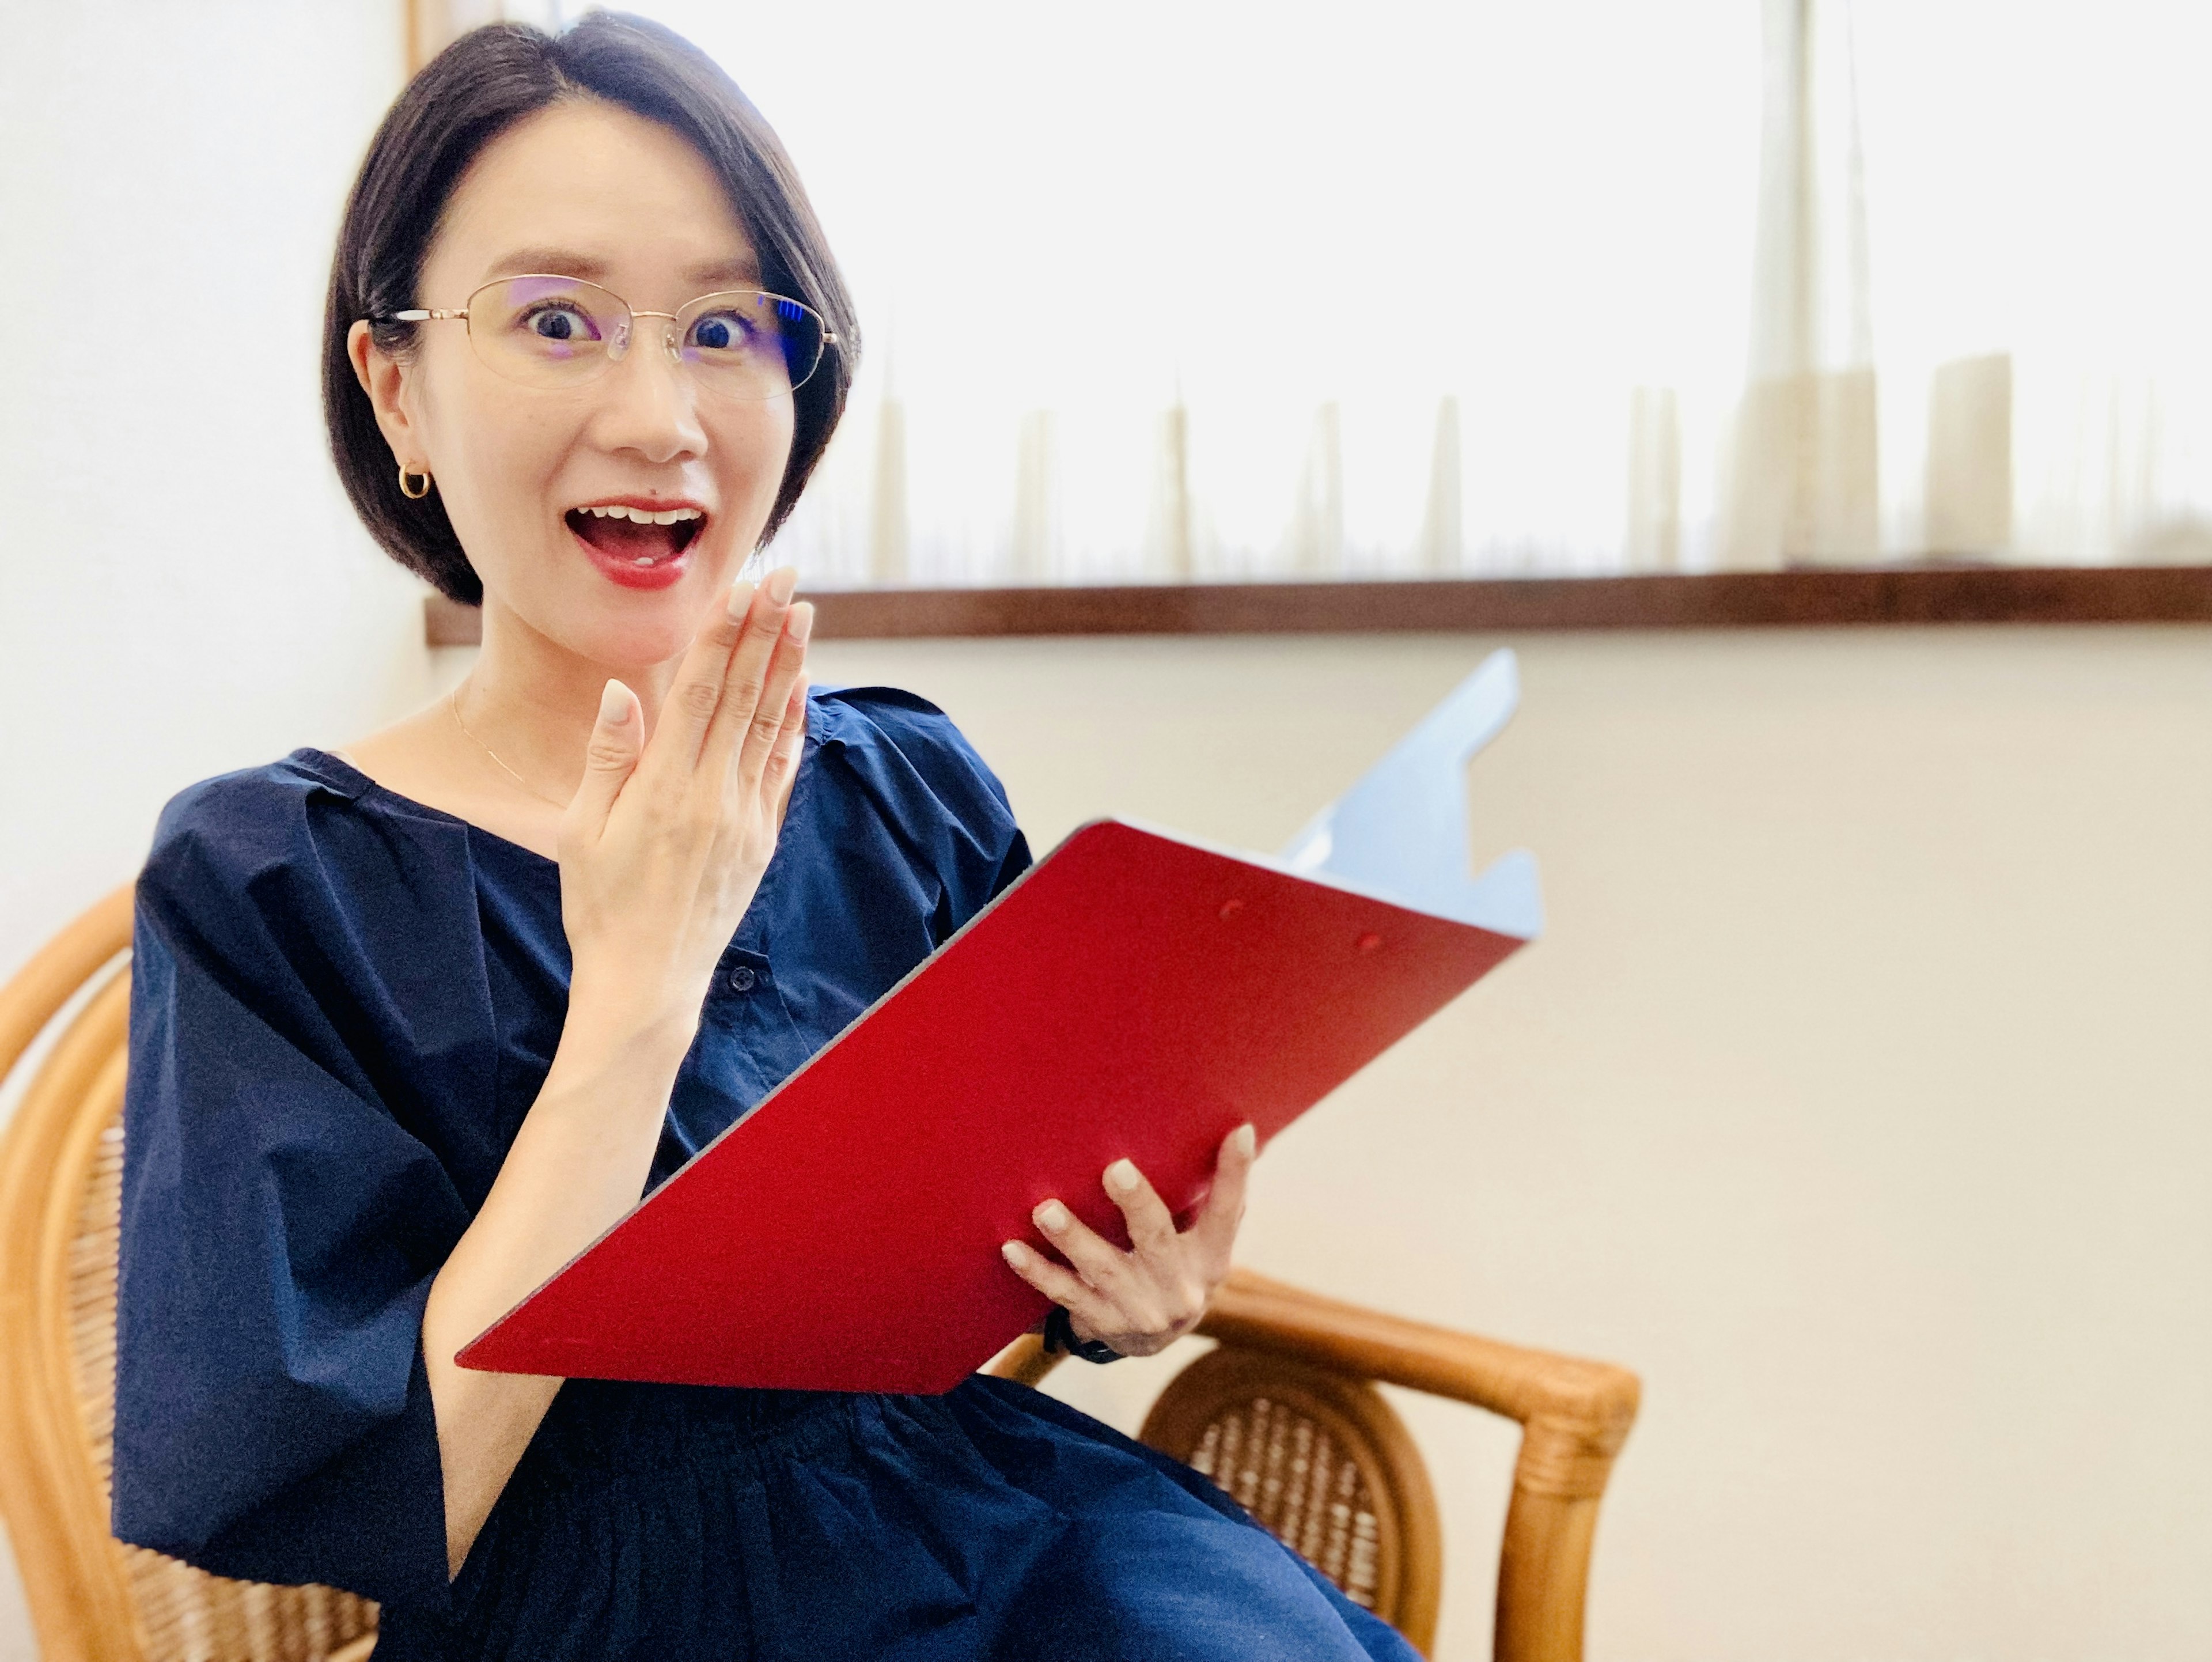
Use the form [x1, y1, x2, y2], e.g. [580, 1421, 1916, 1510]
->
[322, 14, 858, 604]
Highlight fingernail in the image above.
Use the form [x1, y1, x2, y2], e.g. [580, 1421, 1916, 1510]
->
[1001, 1240, 1030, 1269]
[1232, 1124, 1257, 1158]
[765, 566, 798, 604]
[598, 680, 630, 724]
[1105, 1159, 1139, 1194]
[787, 601, 815, 643]
[726, 579, 755, 620]
[1034, 1201, 1070, 1232]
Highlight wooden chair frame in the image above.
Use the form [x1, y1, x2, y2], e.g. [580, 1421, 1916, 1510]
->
[990, 1270, 1640, 1662]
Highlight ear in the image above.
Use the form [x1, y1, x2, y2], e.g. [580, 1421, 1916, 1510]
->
[347, 319, 427, 472]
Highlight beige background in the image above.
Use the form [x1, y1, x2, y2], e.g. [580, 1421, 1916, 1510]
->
[806, 626, 2212, 1662]
[5, 3, 2211, 1657]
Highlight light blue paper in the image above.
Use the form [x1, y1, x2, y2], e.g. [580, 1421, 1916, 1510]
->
[1277, 650, 1543, 940]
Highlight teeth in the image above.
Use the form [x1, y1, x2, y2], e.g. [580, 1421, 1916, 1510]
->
[581, 503, 703, 524]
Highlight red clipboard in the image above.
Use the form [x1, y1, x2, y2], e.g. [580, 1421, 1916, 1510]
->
[457, 817, 1528, 1394]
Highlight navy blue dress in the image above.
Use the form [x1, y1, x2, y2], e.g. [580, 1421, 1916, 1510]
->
[112, 686, 1420, 1662]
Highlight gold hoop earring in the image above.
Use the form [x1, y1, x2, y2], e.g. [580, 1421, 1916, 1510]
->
[398, 463, 433, 501]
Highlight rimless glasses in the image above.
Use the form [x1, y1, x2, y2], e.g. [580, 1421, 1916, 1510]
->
[388, 274, 836, 400]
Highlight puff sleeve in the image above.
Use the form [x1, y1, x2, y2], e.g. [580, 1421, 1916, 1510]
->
[113, 776, 469, 1612]
[811, 684, 1033, 937]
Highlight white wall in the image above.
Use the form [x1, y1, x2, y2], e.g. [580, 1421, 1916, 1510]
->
[0, 0, 428, 989]
[0, 6, 424, 1657]
[806, 626, 2212, 1662]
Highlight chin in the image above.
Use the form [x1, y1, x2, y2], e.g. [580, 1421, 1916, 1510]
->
[567, 607, 712, 673]
[489, 524, 758, 669]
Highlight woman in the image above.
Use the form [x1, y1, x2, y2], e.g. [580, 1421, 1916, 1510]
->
[113, 16, 1419, 1661]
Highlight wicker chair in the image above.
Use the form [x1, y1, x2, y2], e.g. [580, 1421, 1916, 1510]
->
[987, 1273, 1639, 1659]
[2, 886, 1638, 1662]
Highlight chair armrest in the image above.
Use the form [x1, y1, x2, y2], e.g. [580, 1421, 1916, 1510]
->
[982, 1269, 1639, 1662]
[1202, 1270, 1639, 1662]
[982, 1330, 1062, 1388]
[987, 1269, 1638, 1480]
[1200, 1270, 1640, 1468]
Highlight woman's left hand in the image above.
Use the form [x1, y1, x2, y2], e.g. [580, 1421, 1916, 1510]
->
[1001, 1123, 1257, 1358]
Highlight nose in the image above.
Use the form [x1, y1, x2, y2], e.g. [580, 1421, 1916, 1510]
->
[618, 309, 684, 365]
[593, 313, 704, 463]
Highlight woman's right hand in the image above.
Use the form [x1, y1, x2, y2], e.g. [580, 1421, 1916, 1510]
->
[555, 566, 813, 1033]
[424, 570, 809, 1573]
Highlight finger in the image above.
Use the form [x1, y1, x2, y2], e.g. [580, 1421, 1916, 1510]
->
[1190, 1123, 1257, 1260]
[566, 679, 642, 836]
[763, 677, 809, 820]
[698, 568, 798, 787]
[644, 580, 752, 775]
[1102, 1158, 1179, 1260]
[999, 1241, 1117, 1335]
[1031, 1198, 1130, 1291]
[733, 600, 811, 796]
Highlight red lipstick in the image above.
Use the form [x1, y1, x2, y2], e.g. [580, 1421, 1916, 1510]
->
[564, 497, 709, 592]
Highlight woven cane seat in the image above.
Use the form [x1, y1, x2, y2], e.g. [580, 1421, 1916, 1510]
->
[1138, 1345, 1442, 1633]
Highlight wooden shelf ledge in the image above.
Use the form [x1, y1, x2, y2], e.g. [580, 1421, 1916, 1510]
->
[424, 564, 2212, 646]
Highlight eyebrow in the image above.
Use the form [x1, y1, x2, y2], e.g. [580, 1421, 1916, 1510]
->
[685, 255, 765, 287]
[483, 248, 764, 289]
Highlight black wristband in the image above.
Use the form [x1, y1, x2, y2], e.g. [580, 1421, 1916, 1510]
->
[1042, 1305, 1123, 1364]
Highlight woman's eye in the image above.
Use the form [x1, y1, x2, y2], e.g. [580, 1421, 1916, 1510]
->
[524, 305, 594, 342]
[691, 314, 751, 352]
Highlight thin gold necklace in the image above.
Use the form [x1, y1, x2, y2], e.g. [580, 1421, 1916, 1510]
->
[449, 683, 570, 809]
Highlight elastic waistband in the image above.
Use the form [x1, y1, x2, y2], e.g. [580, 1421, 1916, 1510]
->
[512, 1381, 862, 1495]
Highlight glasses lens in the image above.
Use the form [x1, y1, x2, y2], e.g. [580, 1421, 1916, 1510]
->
[467, 276, 628, 387]
[677, 291, 827, 399]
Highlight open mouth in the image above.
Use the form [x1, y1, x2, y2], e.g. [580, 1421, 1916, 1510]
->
[564, 503, 708, 568]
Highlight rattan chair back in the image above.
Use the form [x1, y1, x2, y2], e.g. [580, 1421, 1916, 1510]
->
[0, 886, 377, 1662]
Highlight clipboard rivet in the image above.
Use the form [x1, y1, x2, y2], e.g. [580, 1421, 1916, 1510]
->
[1357, 932, 1383, 953]
[1218, 899, 1245, 920]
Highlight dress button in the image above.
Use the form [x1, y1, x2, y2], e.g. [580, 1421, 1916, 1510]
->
[729, 966, 757, 993]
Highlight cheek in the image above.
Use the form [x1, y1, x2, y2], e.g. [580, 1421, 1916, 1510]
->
[710, 402, 798, 529]
[424, 383, 574, 576]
